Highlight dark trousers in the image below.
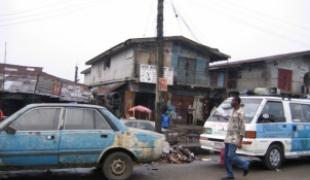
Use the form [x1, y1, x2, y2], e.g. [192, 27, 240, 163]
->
[224, 143, 249, 177]
[187, 114, 193, 125]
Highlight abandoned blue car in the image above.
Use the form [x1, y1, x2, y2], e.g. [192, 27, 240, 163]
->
[0, 104, 165, 180]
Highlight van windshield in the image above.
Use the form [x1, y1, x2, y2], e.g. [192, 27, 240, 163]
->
[208, 98, 262, 123]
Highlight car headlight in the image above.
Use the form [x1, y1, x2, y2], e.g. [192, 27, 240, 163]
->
[204, 127, 212, 134]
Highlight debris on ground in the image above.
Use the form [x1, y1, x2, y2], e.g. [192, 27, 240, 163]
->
[160, 145, 196, 164]
[168, 125, 202, 145]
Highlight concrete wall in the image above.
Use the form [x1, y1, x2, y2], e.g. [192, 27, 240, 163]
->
[211, 56, 310, 95]
[267, 58, 310, 94]
[89, 48, 135, 85]
[237, 63, 270, 91]
[83, 72, 92, 85]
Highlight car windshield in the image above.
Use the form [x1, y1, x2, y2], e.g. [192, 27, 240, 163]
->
[208, 98, 262, 123]
[138, 122, 155, 131]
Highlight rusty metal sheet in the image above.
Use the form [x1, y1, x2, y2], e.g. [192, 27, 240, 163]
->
[36, 75, 61, 97]
[60, 83, 92, 102]
[1, 75, 37, 94]
[0, 63, 92, 102]
[91, 82, 125, 96]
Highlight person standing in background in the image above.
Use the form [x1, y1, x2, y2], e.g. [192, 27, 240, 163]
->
[187, 104, 194, 125]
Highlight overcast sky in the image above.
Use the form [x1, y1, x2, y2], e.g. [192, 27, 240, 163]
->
[0, 0, 309, 82]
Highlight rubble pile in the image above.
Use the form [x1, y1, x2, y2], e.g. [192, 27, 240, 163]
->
[161, 145, 196, 164]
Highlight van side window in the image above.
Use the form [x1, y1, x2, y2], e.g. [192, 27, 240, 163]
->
[290, 103, 310, 122]
[258, 101, 285, 123]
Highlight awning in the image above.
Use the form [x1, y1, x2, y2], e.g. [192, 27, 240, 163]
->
[129, 105, 152, 114]
[91, 82, 125, 96]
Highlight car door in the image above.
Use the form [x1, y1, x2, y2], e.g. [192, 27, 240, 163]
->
[289, 103, 310, 152]
[0, 107, 62, 166]
[256, 101, 292, 138]
[59, 107, 115, 165]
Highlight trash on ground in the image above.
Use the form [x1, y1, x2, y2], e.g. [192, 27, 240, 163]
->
[160, 145, 196, 164]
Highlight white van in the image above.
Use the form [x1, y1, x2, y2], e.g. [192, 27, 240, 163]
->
[200, 96, 310, 169]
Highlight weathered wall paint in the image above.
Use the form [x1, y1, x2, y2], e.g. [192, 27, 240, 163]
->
[211, 57, 310, 95]
[267, 58, 309, 94]
[237, 63, 269, 91]
[89, 49, 134, 85]
[171, 44, 209, 86]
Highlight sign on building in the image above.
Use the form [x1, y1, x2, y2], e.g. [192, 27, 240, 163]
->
[159, 78, 168, 92]
[139, 64, 174, 85]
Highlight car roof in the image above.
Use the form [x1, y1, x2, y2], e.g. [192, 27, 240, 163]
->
[237, 96, 310, 103]
[25, 103, 106, 109]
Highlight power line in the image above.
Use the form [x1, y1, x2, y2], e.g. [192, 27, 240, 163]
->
[223, 0, 310, 33]
[169, 0, 183, 35]
[217, 0, 310, 40]
[204, 0, 310, 40]
[190, 0, 310, 47]
[0, 0, 68, 17]
[0, 0, 99, 22]
[0, 1, 100, 28]
[169, 0, 201, 42]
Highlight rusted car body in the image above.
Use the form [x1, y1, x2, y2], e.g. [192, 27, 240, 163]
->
[0, 104, 165, 180]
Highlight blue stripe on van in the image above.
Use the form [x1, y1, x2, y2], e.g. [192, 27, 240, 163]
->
[256, 123, 310, 152]
[291, 124, 310, 151]
[256, 123, 293, 138]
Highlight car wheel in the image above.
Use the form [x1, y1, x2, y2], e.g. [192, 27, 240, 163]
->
[102, 151, 133, 180]
[264, 144, 283, 170]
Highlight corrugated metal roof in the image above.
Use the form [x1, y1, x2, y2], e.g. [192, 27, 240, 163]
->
[85, 36, 230, 65]
[210, 50, 310, 69]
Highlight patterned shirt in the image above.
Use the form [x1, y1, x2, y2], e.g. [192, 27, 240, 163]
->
[224, 107, 245, 145]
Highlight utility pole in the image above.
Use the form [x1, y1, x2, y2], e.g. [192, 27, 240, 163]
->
[74, 65, 79, 84]
[155, 0, 164, 133]
[2, 42, 7, 92]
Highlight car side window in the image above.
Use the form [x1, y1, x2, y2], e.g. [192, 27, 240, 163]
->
[94, 110, 111, 129]
[65, 108, 111, 130]
[258, 101, 286, 123]
[290, 103, 310, 122]
[11, 108, 61, 131]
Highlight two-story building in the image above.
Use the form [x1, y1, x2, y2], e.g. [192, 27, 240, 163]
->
[82, 36, 229, 124]
[209, 50, 310, 97]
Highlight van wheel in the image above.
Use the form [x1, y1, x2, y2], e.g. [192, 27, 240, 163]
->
[264, 144, 283, 170]
[102, 152, 133, 180]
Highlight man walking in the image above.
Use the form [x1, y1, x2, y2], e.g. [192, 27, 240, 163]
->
[221, 96, 249, 180]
